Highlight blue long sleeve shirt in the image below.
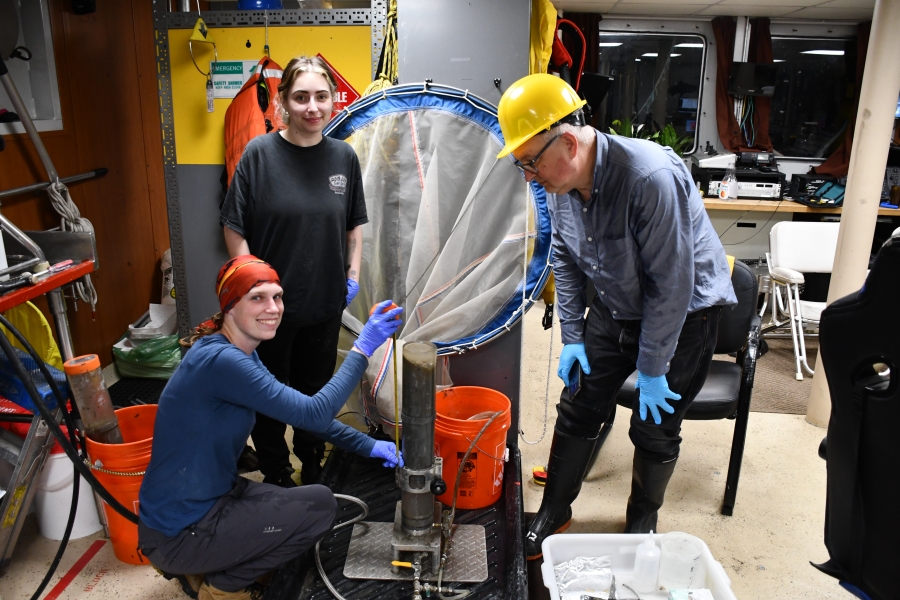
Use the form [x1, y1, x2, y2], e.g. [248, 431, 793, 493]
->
[549, 131, 736, 377]
[139, 333, 375, 536]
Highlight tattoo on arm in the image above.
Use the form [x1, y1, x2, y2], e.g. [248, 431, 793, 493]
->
[347, 238, 357, 280]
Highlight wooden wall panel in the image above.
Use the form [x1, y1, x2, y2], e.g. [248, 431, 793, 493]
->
[0, 0, 169, 365]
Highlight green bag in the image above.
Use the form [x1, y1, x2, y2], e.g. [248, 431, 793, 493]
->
[112, 334, 182, 379]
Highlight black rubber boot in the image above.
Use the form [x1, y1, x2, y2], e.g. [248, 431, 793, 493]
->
[584, 407, 616, 482]
[296, 445, 325, 485]
[525, 430, 598, 560]
[262, 466, 298, 488]
[623, 452, 678, 533]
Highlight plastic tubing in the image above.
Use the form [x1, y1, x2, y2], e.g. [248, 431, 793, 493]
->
[314, 494, 369, 600]
[435, 411, 501, 600]
[0, 317, 82, 599]
[0, 315, 138, 523]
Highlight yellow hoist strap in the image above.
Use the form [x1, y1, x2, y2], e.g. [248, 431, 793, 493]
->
[530, 0, 557, 75]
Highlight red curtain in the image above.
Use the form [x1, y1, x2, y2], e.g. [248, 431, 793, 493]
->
[562, 12, 602, 79]
[711, 17, 774, 153]
[747, 18, 773, 151]
[812, 22, 872, 178]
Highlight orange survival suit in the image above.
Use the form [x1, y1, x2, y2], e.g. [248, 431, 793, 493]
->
[224, 56, 285, 185]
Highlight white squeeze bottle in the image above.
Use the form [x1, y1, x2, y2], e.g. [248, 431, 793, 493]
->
[632, 530, 661, 593]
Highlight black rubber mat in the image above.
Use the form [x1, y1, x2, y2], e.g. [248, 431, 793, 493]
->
[108, 377, 168, 408]
[263, 444, 528, 600]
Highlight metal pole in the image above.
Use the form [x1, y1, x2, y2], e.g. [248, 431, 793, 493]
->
[0, 168, 108, 201]
[0, 214, 46, 264]
[400, 342, 436, 535]
[46, 289, 74, 362]
[806, 0, 900, 427]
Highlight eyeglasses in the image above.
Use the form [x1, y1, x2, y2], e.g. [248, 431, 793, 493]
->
[513, 133, 560, 174]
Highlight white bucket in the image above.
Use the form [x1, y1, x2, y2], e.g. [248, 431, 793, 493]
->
[33, 452, 102, 540]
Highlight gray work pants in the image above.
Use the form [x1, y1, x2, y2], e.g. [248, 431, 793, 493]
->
[138, 478, 337, 592]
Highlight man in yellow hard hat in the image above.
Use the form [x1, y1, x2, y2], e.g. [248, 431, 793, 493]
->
[497, 74, 736, 560]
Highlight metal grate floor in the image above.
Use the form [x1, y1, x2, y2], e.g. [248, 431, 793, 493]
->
[107, 377, 168, 408]
[263, 444, 527, 600]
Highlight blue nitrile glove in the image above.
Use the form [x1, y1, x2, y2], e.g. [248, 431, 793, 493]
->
[370, 440, 404, 468]
[635, 372, 682, 425]
[557, 343, 591, 386]
[346, 278, 359, 306]
[354, 300, 404, 357]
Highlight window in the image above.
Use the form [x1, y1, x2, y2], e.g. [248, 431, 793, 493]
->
[0, 0, 62, 135]
[768, 37, 855, 158]
[595, 33, 706, 154]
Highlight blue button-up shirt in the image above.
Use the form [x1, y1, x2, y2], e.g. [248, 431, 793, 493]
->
[549, 130, 736, 377]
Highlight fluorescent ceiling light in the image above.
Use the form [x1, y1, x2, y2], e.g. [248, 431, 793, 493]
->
[642, 53, 658, 57]
[774, 59, 785, 62]
[670, 53, 681, 57]
[801, 50, 845, 56]
[598, 42, 623, 47]
[674, 43, 703, 48]
[635, 58, 641, 62]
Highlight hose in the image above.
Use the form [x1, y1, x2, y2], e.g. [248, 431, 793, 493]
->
[314, 493, 370, 600]
[0, 316, 91, 599]
[0, 315, 138, 524]
[434, 411, 501, 600]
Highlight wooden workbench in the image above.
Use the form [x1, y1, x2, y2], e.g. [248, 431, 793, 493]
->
[703, 197, 900, 216]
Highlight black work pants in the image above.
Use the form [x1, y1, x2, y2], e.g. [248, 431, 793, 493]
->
[138, 478, 337, 592]
[251, 313, 343, 477]
[555, 297, 721, 461]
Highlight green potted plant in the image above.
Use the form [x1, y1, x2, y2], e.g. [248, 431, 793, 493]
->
[609, 121, 694, 156]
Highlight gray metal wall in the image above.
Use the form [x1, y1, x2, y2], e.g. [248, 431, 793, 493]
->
[397, 0, 531, 105]
[175, 165, 231, 327]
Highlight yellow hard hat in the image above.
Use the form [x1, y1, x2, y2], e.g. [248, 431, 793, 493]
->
[496, 74, 587, 158]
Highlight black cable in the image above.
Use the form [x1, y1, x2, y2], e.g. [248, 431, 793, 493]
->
[0, 315, 138, 523]
[29, 422, 80, 600]
[721, 202, 782, 246]
[716, 209, 752, 240]
[0, 318, 85, 599]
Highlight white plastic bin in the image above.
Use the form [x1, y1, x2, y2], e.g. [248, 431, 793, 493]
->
[33, 451, 102, 540]
[541, 533, 737, 600]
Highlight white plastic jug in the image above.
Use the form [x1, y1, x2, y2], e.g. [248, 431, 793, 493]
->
[33, 452, 102, 540]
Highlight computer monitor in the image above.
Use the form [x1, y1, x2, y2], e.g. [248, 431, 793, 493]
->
[678, 97, 699, 112]
[728, 62, 777, 97]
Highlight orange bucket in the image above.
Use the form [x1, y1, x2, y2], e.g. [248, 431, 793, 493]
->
[85, 404, 156, 565]
[434, 386, 511, 509]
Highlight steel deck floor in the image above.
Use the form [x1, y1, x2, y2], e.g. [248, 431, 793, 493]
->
[262, 444, 527, 600]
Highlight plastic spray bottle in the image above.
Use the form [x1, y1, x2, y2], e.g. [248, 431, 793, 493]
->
[632, 530, 661, 593]
[719, 156, 739, 199]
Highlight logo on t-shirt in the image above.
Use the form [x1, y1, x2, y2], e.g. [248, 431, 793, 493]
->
[329, 174, 348, 195]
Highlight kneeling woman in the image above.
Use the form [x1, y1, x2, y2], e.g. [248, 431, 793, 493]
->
[138, 255, 403, 599]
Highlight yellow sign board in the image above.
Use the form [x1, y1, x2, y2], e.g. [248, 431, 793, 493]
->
[169, 26, 371, 165]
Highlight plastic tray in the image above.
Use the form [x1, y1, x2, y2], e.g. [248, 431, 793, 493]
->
[541, 532, 737, 600]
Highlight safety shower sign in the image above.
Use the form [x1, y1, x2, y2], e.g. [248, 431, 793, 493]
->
[210, 61, 260, 99]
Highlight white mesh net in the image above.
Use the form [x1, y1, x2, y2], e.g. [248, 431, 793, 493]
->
[329, 85, 551, 428]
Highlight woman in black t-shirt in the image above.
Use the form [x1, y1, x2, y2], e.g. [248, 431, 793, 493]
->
[220, 56, 367, 487]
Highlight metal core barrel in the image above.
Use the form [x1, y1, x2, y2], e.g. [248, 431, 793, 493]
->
[400, 341, 437, 535]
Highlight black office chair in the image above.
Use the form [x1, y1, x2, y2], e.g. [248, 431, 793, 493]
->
[812, 234, 900, 600]
[610, 259, 760, 516]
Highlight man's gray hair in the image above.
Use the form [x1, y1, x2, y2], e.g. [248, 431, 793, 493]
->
[538, 122, 593, 144]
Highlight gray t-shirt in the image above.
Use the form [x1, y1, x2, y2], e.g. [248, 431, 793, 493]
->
[221, 133, 368, 326]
